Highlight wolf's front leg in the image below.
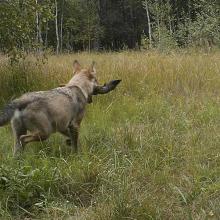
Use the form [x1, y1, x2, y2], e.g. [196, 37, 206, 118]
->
[67, 125, 79, 152]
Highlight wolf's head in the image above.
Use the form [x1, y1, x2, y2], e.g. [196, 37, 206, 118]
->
[66, 60, 99, 103]
[65, 60, 121, 103]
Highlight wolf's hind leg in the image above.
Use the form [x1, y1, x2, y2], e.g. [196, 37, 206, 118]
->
[11, 115, 27, 156]
[20, 132, 49, 145]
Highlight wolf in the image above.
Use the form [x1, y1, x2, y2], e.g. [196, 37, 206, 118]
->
[0, 60, 121, 156]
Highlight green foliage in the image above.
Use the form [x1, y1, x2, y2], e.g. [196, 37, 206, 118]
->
[0, 1, 35, 60]
[175, 0, 220, 48]
[0, 0, 220, 56]
[0, 155, 99, 218]
[0, 0, 53, 62]
[188, 1, 220, 47]
[143, 0, 220, 50]
[63, 0, 102, 51]
[154, 25, 177, 51]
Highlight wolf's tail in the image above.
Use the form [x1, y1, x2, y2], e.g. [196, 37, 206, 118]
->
[0, 102, 18, 126]
[0, 100, 30, 126]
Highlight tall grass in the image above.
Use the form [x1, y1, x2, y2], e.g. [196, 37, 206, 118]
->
[0, 51, 220, 219]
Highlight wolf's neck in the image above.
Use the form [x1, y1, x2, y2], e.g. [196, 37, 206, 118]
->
[66, 75, 93, 100]
[72, 84, 88, 100]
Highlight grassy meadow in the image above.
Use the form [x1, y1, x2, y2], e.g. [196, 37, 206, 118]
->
[0, 51, 220, 219]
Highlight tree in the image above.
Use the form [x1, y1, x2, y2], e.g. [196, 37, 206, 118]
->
[0, 0, 36, 60]
[188, 0, 220, 47]
[99, 0, 146, 50]
[143, 0, 152, 48]
[55, 0, 59, 54]
[0, 0, 53, 61]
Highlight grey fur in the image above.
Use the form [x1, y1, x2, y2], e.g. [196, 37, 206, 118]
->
[0, 61, 121, 156]
[0, 100, 33, 126]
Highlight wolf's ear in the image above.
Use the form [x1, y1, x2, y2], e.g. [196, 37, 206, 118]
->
[88, 61, 96, 75]
[73, 60, 81, 73]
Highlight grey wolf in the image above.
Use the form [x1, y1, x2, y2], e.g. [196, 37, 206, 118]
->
[0, 60, 121, 156]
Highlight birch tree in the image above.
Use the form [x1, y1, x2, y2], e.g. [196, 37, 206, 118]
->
[143, 0, 152, 48]
[55, 0, 59, 54]
[60, 0, 64, 53]
[35, 0, 43, 52]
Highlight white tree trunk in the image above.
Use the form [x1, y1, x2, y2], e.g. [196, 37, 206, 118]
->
[36, 0, 39, 45]
[144, 1, 152, 48]
[39, 22, 43, 46]
[60, 0, 64, 53]
[45, 21, 48, 48]
[55, 0, 59, 54]
[36, 0, 43, 51]
[156, 4, 160, 43]
[169, 16, 172, 36]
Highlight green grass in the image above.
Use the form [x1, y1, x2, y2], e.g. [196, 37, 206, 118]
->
[0, 51, 220, 219]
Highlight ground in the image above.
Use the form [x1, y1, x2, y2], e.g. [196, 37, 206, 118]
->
[0, 51, 220, 219]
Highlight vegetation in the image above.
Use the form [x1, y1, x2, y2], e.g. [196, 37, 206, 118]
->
[0, 1, 219, 218]
[0, 52, 220, 219]
[0, 0, 220, 61]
